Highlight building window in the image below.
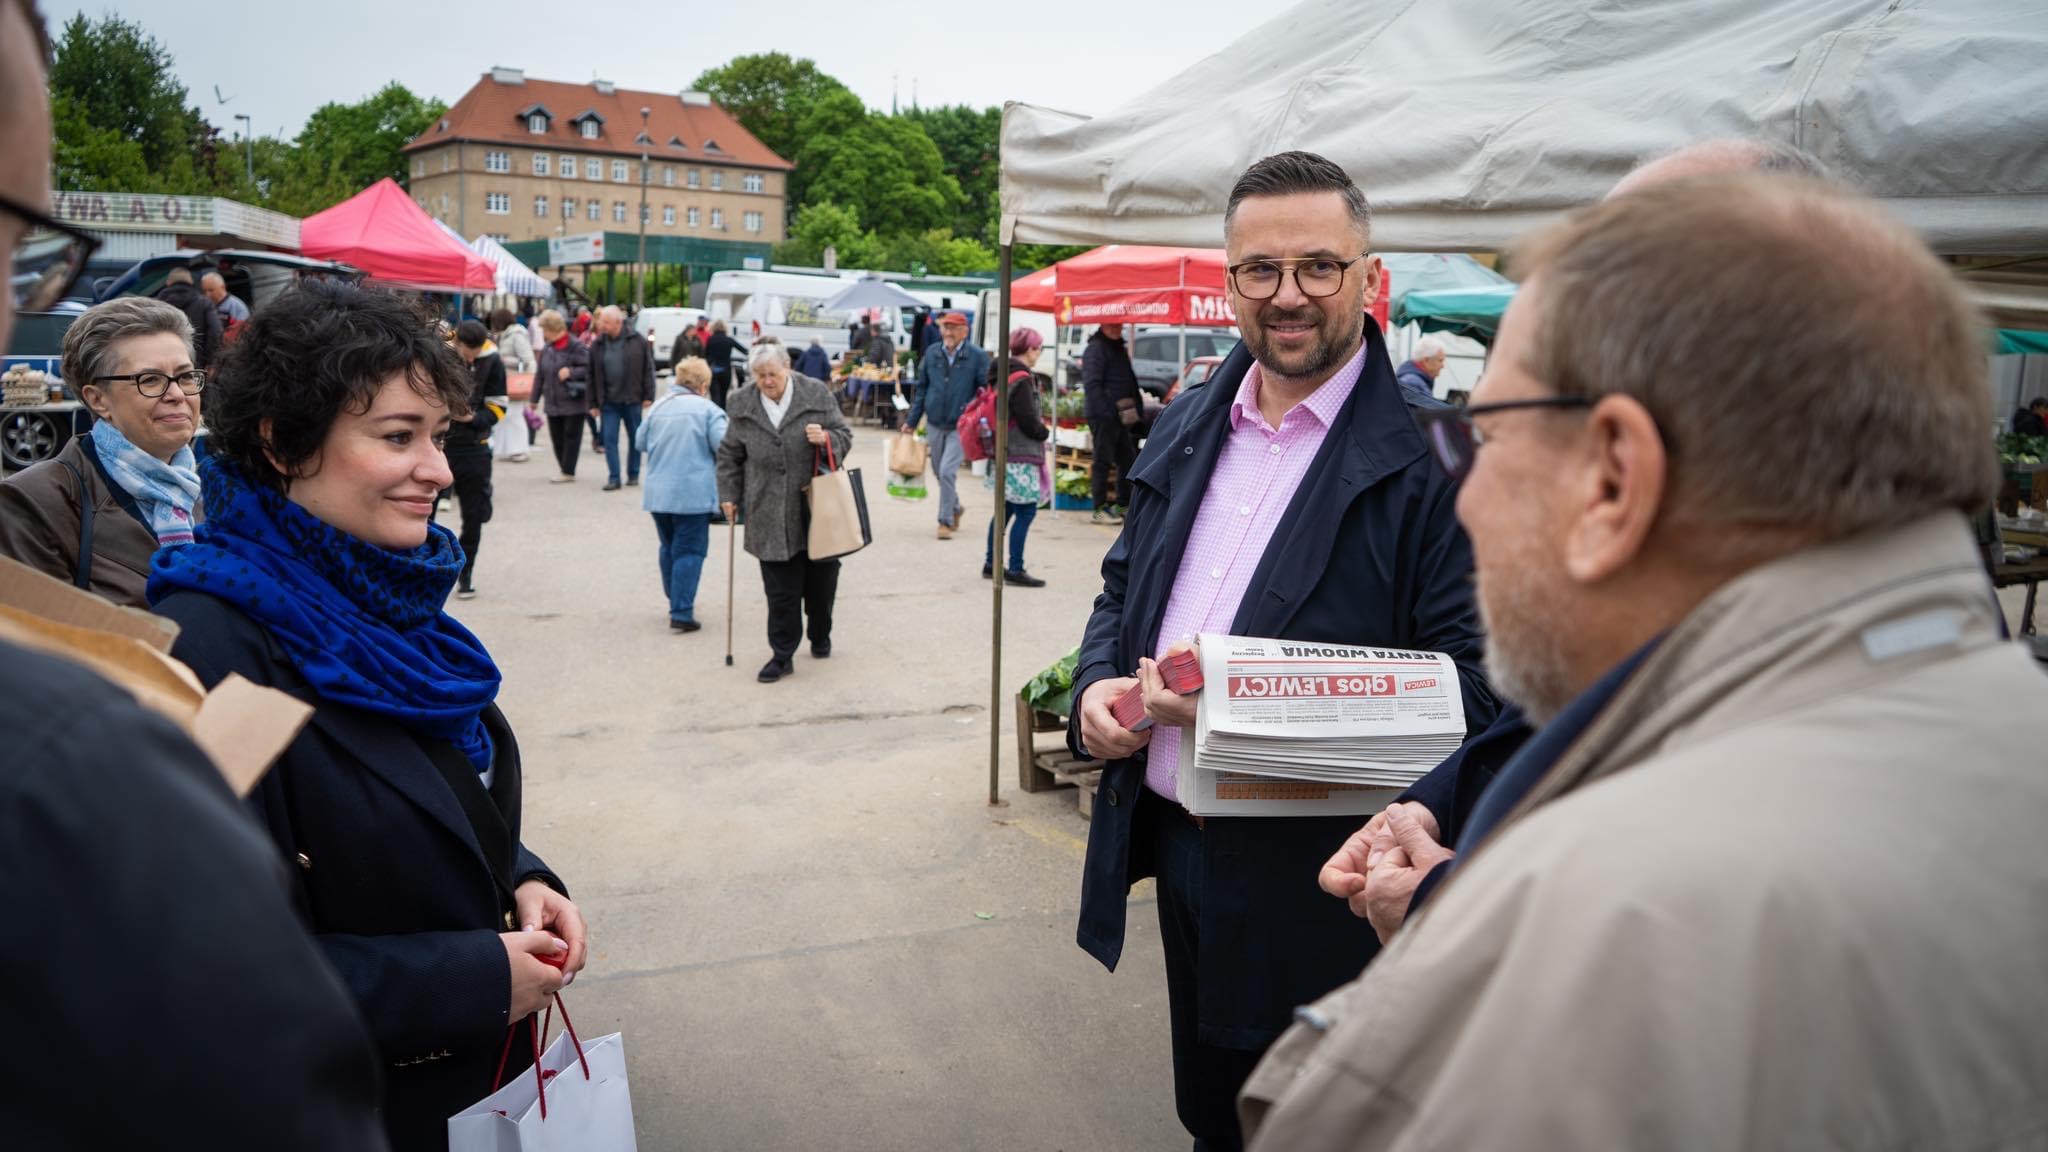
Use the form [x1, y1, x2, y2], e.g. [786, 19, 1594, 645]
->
[663, 166, 675, 187]
[528, 114, 547, 134]
[563, 197, 576, 220]
[484, 151, 510, 173]
[744, 211, 763, 233]
[613, 201, 627, 223]
[587, 200, 600, 221]
[442, 152, 451, 172]
[687, 169, 700, 189]
[711, 171, 724, 190]
[412, 158, 424, 178]
[534, 195, 548, 217]
[687, 206, 700, 227]
[585, 158, 602, 181]
[662, 205, 676, 226]
[532, 154, 550, 176]
[560, 154, 577, 179]
[611, 160, 628, 183]
[580, 120, 599, 140]
[743, 173, 764, 194]
[710, 208, 724, 230]
[485, 192, 511, 215]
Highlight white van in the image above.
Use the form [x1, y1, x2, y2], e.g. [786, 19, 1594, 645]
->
[633, 307, 707, 361]
[705, 270, 897, 357]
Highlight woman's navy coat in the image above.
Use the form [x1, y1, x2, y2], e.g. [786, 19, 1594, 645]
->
[1066, 324, 1499, 1047]
[160, 589, 565, 1151]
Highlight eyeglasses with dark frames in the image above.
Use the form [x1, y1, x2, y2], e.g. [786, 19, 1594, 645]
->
[1227, 255, 1368, 301]
[0, 193, 101, 314]
[92, 369, 208, 399]
[1415, 397, 1597, 482]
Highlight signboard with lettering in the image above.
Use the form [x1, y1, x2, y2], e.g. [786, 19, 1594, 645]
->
[51, 192, 299, 249]
[548, 232, 606, 266]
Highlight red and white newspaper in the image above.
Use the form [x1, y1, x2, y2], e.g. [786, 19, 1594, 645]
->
[1176, 634, 1467, 817]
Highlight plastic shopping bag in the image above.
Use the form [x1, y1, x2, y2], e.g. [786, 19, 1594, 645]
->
[449, 998, 636, 1152]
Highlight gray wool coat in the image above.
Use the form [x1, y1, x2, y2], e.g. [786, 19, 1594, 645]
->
[715, 373, 854, 562]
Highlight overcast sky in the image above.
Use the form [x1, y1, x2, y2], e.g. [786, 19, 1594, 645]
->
[45, 0, 1264, 142]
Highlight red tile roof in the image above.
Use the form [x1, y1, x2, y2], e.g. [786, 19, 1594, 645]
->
[404, 72, 792, 171]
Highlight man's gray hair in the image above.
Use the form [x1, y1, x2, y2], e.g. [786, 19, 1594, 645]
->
[1225, 151, 1371, 244]
[1611, 138, 1834, 200]
[200, 271, 227, 288]
[747, 341, 791, 375]
[599, 304, 624, 322]
[61, 296, 194, 391]
[1413, 335, 1448, 361]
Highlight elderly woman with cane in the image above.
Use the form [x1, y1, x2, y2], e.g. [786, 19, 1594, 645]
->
[641, 356, 727, 633]
[716, 342, 852, 683]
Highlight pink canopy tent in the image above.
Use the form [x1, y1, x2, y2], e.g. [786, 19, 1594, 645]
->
[300, 179, 495, 293]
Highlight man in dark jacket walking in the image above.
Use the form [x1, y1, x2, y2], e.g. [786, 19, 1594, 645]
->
[1066, 152, 1497, 1152]
[704, 319, 748, 410]
[588, 304, 656, 490]
[1082, 322, 1141, 523]
[444, 320, 505, 596]
[1394, 334, 1446, 402]
[154, 266, 223, 369]
[908, 311, 990, 538]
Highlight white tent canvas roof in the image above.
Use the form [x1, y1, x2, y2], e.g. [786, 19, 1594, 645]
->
[1000, 0, 2048, 255]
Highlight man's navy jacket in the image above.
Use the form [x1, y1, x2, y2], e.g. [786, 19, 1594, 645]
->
[1065, 322, 1500, 1046]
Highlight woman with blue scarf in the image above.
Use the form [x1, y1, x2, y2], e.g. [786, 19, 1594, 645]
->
[150, 280, 588, 1152]
[0, 297, 204, 606]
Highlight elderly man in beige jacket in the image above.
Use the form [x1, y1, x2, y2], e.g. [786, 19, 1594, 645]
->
[1239, 174, 2048, 1150]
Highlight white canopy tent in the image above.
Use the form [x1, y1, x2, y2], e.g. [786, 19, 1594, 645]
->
[1000, 0, 2048, 255]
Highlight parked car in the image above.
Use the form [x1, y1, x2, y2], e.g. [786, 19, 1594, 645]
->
[1129, 328, 1239, 397]
[1164, 355, 1224, 404]
[94, 249, 360, 311]
[634, 306, 708, 360]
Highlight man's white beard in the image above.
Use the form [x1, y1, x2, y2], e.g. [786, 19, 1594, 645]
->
[1475, 565, 1580, 727]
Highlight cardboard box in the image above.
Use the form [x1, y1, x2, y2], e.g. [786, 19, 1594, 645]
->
[0, 555, 310, 796]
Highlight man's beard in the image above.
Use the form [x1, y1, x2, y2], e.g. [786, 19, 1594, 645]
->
[1474, 554, 1580, 727]
[1243, 304, 1360, 383]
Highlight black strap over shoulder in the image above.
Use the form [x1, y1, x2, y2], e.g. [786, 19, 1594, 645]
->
[56, 458, 94, 591]
[423, 740, 520, 906]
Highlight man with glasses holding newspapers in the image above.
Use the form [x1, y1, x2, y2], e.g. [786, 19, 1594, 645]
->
[1067, 150, 1499, 1152]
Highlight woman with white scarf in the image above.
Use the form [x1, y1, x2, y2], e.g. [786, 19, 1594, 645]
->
[0, 296, 204, 607]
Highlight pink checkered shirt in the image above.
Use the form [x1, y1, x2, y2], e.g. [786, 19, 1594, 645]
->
[1144, 345, 1365, 801]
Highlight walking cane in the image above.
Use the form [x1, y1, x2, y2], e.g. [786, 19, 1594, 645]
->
[724, 514, 736, 667]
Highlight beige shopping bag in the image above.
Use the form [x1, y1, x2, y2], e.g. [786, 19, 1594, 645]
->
[805, 442, 871, 560]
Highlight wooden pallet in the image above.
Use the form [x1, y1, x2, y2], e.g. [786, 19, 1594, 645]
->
[1015, 693, 1099, 793]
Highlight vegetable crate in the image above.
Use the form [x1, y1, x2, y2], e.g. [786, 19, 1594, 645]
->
[1014, 693, 1099, 795]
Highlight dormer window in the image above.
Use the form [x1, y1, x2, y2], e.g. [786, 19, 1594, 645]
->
[528, 114, 547, 134]
[569, 109, 605, 140]
[667, 135, 688, 151]
[581, 121, 599, 140]
[703, 139, 722, 153]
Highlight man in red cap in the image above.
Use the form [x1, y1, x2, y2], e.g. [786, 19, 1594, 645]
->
[907, 311, 989, 538]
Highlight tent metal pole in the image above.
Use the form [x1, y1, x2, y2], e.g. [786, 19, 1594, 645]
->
[990, 241, 1014, 807]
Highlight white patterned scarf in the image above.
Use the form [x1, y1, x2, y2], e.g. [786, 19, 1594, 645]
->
[90, 419, 202, 548]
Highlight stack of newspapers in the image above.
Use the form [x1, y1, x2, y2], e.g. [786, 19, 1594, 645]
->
[1174, 633, 1468, 817]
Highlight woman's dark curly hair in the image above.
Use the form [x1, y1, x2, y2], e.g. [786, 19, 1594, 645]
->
[207, 278, 471, 492]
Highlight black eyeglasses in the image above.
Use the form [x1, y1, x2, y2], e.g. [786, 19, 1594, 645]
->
[1416, 397, 1596, 482]
[1227, 255, 1367, 301]
[0, 193, 101, 313]
[93, 369, 208, 398]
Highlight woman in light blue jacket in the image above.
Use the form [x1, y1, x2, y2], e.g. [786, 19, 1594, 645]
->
[641, 356, 728, 631]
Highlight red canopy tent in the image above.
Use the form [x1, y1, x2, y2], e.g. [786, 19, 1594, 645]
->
[1011, 244, 1389, 329]
[300, 179, 496, 293]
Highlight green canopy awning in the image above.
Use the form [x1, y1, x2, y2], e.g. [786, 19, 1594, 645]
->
[1391, 283, 1519, 343]
[1997, 328, 2048, 355]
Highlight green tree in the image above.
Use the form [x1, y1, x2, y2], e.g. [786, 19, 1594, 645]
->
[797, 111, 962, 239]
[276, 83, 447, 214]
[691, 53, 854, 195]
[48, 14, 240, 194]
[775, 201, 882, 268]
[899, 104, 1001, 243]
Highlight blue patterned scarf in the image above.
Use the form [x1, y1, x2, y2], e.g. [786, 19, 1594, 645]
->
[90, 419, 201, 547]
[147, 454, 501, 772]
